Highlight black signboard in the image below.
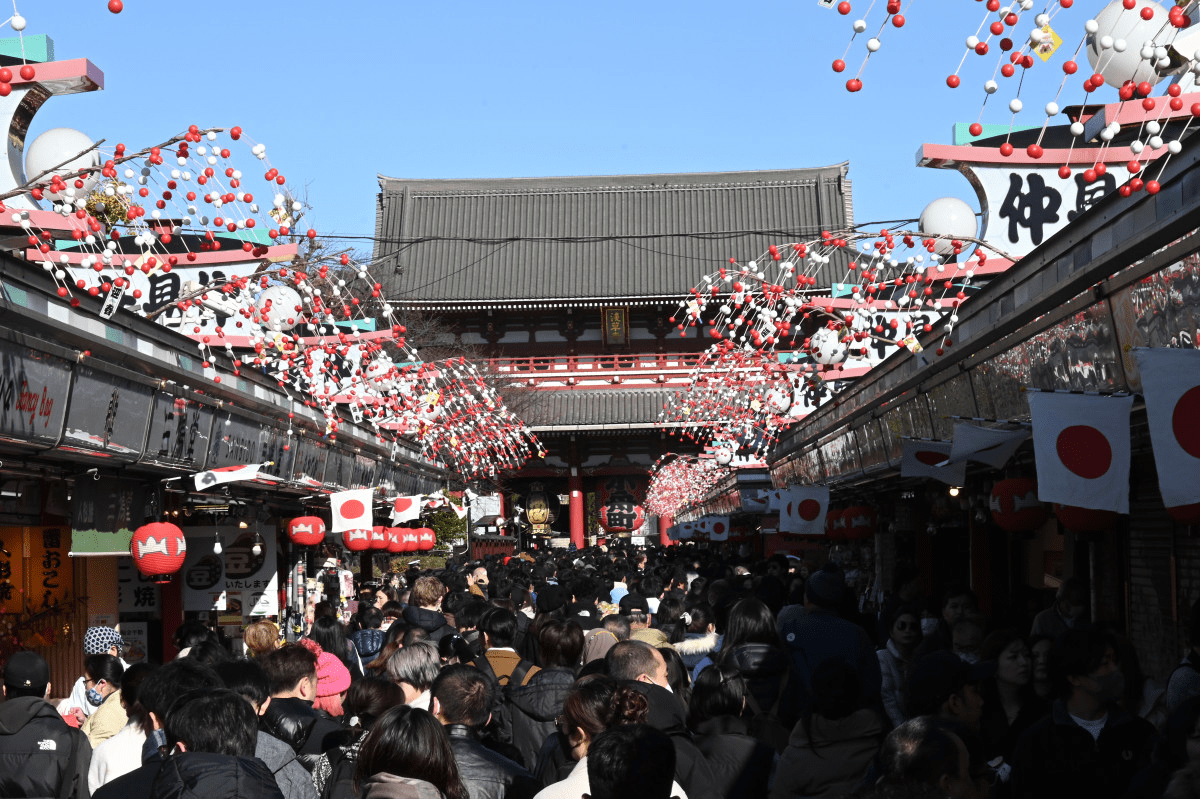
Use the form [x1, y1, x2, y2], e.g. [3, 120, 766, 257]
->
[349, 454, 378, 490]
[0, 340, 71, 449]
[207, 413, 294, 479]
[56, 367, 153, 461]
[323, 449, 354, 491]
[140, 393, 214, 470]
[292, 437, 328, 488]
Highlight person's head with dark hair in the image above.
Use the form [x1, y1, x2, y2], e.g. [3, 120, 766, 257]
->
[688, 664, 747, 728]
[119, 661, 157, 724]
[441, 590, 472, 622]
[172, 619, 215, 651]
[586, 723, 676, 799]
[355, 705, 469, 799]
[683, 603, 715, 635]
[907, 651, 989, 732]
[607, 640, 669, 689]
[381, 601, 405, 623]
[453, 599, 490, 633]
[804, 565, 847, 611]
[137, 659, 224, 735]
[940, 584, 978, 629]
[402, 627, 429, 647]
[215, 658, 271, 713]
[981, 629, 1031, 693]
[358, 605, 384, 631]
[308, 616, 350, 664]
[1054, 577, 1089, 626]
[165, 688, 258, 757]
[602, 614, 631, 642]
[719, 597, 780, 654]
[539, 620, 585, 670]
[430, 664, 495, 730]
[183, 639, 233, 670]
[561, 675, 649, 759]
[344, 676, 404, 731]
[260, 643, 319, 699]
[313, 600, 337, 620]
[878, 716, 973, 799]
[811, 658, 861, 720]
[1051, 628, 1122, 713]
[479, 606, 518, 649]
[83, 653, 124, 708]
[3, 651, 50, 700]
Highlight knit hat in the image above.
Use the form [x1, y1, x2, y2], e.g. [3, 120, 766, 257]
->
[4, 650, 49, 690]
[804, 567, 846, 608]
[316, 652, 351, 697]
[84, 626, 124, 655]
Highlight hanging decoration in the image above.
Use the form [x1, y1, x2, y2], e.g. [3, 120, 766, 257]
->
[130, 522, 187, 583]
[286, 516, 326, 546]
[988, 478, 1049, 532]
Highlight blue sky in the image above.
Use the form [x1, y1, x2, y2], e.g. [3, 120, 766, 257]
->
[30, 1, 1088, 249]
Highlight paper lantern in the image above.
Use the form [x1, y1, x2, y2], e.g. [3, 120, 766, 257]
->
[386, 527, 403, 554]
[369, 526, 389, 551]
[1053, 504, 1120, 534]
[342, 528, 370, 552]
[417, 527, 436, 552]
[287, 516, 325, 546]
[1167, 503, 1200, 525]
[130, 522, 187, 583]
[401, 529, 420, 553]
[919, 197, 977, 255]
[989, 479, 1049, 532]
[825, 508, 847, 540]
[841, 505, 877, 540]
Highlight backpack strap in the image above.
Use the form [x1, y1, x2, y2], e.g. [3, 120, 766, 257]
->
[58, 730, 80, 799]
[473, 653, 500, 684]
[509, 658, 535, 688]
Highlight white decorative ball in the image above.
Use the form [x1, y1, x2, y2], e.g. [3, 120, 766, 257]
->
[920, 197, 977, 255]
[810, 327, 848, 365]
[1086, 0, 1169, 87]
[256, 285, 303, 331]
[25, 128, 102, 194]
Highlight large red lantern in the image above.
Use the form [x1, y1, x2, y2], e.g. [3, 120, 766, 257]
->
[131, 522, 187, 583]
[825, 508, 847, 540]
[369, 526, 389, 551]
[417, 527, 436, 552]
[287, 516, 325, 546]
[399, 528, 419, 553]
[1054, 504, 1120, 534]
[989, 478, 1049, 532]
[386, 527, 403, 554]
[342, 528, 370, 552]
[842, 505, 877, 540]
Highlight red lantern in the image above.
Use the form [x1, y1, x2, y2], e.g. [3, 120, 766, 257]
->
[842, 505, 877, 540]
[130, 522, 187, 583]
[369, 526, 389, 551]
[989, 479, 1049, 532]
[417, 527, 436, 552]
[386, 527, 403, 553]
[287, 516, 325, 546]
[1167, 503, 1200, 525]
[825, 508, 847, 540]
[1053, 504, 1120, 534]
[342, 528, 370, 552]
[399, 528, 419, 553]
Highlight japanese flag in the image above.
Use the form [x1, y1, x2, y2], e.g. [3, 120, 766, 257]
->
[1134, 349, 1200, 509]
[331, 488, 374, 533]
[391, 495, 422, 524]
[780, 485, 830, 535]
[900, 440, 966, 485]
[1028, 392, 1133, 513]
[949, 423, 1029, 468]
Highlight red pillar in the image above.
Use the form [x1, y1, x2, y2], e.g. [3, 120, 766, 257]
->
[659, 514, 674, 547]
[569, 474, 585, 549]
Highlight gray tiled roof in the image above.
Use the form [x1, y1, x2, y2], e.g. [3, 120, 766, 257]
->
[374, 167, 854, 304]
[524, 388, 674, 430]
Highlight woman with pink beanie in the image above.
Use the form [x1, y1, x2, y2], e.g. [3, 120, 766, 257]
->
[315, 651, 352, 717]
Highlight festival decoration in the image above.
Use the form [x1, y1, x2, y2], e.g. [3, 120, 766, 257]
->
[988, 478, 1049, 532]
[1053, 503, 1121, 534]
[386, 527, 403, 554]
[130, 522, 187, 582]
[342, 528, 370, 552]
[417, 527, 437, 552]
[646, 454, 729, 519]
[369, 526, 390, 551]
[842, 505, 878, 540]
[286, 516, 326, 546]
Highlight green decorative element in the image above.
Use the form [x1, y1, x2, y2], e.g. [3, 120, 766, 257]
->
[953, 122, 1039, 146]
[336, 319, 376, 332]
[4, 286, 28, 307]
[105, 325, 123, 343]
[0, 34, 54, 63]
[71, 527, 134, 555]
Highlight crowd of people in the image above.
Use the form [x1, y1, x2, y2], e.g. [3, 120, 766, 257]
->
[2, 545, 1200, 799]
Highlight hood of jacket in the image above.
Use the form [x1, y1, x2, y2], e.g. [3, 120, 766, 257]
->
[629, 681, 690, 737]
[360, 773, 444, 799]
[152, 753, 285, 799]
[787, 708, 884, 748]
[403, 606, 450, 634]
[719, 642, 789, 678]
[505, 668, 575, 721]
[676, 631, 719, 658]
[0, 695, 58, 735]
[350, 629, 385, 659]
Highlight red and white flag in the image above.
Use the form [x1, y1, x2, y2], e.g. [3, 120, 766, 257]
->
[193, 463, 265, 491]
[331, 488, 374, 533]
[695, 516, 730, 541]
[448, 500, 467, 520]
[1134, 348, 1200, 508]
[900, 440, 966, 485]
[949, 423, 1029, 468]
[779, 485, 830, 535]
[1028, 392, 1133, 514]
[391, 495, 422, 524]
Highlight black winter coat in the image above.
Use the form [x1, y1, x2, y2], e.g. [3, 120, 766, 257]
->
[630, 682, 722, 799]
[0, 696, 91, 799]
[445, 724, 539, 799]
[152, 752, 286, 799]
[259, 697, 350, 772]
[717, 642, 800, 732]
[691, 715, 776, 799]
[504, 667, 574, 771]
[402, 606, 454, 643]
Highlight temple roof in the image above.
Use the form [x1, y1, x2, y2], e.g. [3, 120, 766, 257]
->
[524, 388, 674, 431]
[374, 166, 854, 307]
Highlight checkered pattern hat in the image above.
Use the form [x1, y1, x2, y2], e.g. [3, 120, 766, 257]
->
[83, 626, 124, 655]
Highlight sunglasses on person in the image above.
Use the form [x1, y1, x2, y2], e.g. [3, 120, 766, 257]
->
[893, 621, 919, 632]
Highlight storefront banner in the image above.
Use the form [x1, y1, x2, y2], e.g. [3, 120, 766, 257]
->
[141, 393, 213, 471]
[117, 557, 161, 616]
[55, 368, 154, 461]
[1028, 392, 1133, 514]
[0, 341, 71, 447]
[70, 476, 151, 555]
[779, 485, 830, 535]
[900, 440, 966, 486]
[1133, 348, 1200, 508]
[181, 526, 279, 616]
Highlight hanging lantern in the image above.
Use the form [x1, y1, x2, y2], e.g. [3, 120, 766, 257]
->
[1168, 503, 1200, 525]
[130, 522, 187, 583]
[417, 527, 436, 551]
[599, 477, 646, 533]
[1053, 504, 1120, 534]
[400, 529, 419, 553]
[842, 505, 877, 540]
[989, 479, 1049, 532]
[369, 526, 390, 551]
[825, 508, 847, 540]
[287, 516, 325, 546]
[342, 528, 370, 552]
[386, 527, 403, 553]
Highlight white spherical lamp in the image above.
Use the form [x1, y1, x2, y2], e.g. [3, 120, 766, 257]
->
[1085, 0, 1168, 88]
[25, 128, 102, 194]
[810, 327, 848, 365]
[256, 285, 303, 331]
[919, 197, 978, 256]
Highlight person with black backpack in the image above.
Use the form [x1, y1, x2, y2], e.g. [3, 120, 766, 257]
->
[687, 664, 776, 799]
[477, 608, 540, 688]
[714, 597, 797, 753]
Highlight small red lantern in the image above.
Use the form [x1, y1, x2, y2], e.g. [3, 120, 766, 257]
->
[989, 478, 1049, 532]
[842, 505, 877, 540]
[1054, 504, 1120, 534]
[131, 522, 187, 583]
[400, 529, 420, 553]
[825, 508, 847, 540]
[287, 516, 325, 546]
[342, 528, 370, 552]
[417, 527, 436, 552]
[1167, 503, 1200, 525]
[369, 526, 389, 551]
[386, 527, 403, 554]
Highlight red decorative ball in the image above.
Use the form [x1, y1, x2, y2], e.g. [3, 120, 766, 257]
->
[18, 65, 34, 81]
[969, 123, 983, 137]
[108, 0, 123, 12]
[989, 479, 1049, 532]
[1059, 165, 1072, 179]
[999, 142, 1014, 157]
[832, 59, 846, 73]
[287, 516, 325, 546]
[1027, 144, 1044, 159]
[342, 528, 370, 552]
[946, 74, 961, 88]
[846, 78, 863, 92]
[131, 522, 187, 583]
[837, 1, 851, 14]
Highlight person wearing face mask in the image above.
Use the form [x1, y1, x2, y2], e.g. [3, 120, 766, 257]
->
[914, 584, 978, 660]
[80, 654, 126, 747]
[878, 605, 923, 729]
[978, 630, 1048, 768]
[1009, 629, 1158, 799]
[1030, 578, 1088, 640]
